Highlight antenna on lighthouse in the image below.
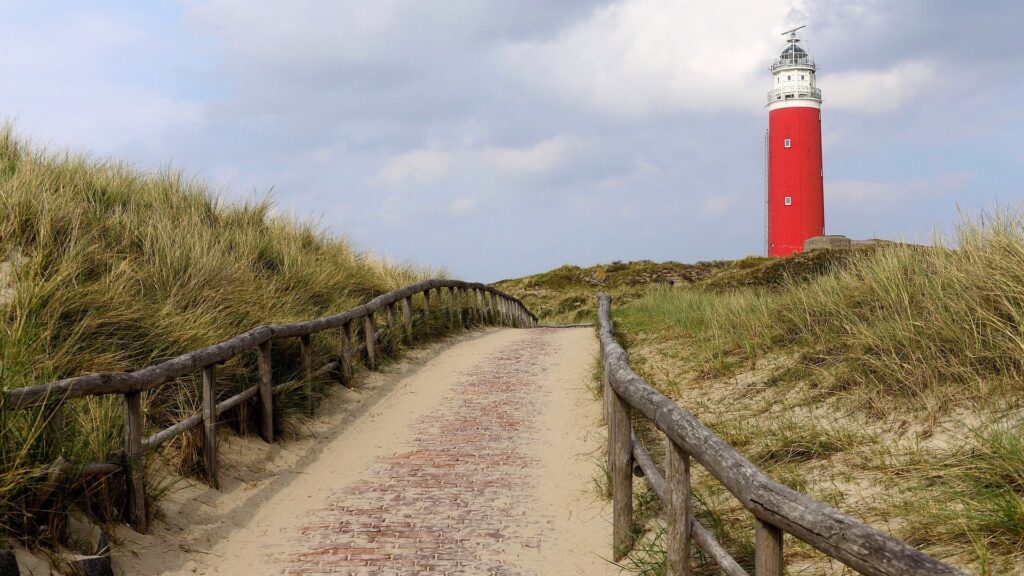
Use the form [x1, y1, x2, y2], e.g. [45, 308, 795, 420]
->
[781, 25, 806, 41]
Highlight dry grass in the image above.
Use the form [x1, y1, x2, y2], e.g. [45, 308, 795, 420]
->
[604, 213, 1024, 574]
[496, 212, 1024, 574]
[0, 124, 443, 546]
[492, 250, 863, 325]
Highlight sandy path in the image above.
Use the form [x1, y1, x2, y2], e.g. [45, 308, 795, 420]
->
[115, 327, 616, 575]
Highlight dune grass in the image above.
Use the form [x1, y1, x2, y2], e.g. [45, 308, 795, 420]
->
[603, 212, 1024, 573]
[0, 125, 444, 546]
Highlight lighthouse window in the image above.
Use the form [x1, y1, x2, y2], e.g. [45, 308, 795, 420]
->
[800, 75, 805, 80]
[784, 196, 793, 206]
[784, 138, 792, 148]
[787, 75, 791, 80]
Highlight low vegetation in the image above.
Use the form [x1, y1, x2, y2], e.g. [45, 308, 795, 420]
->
[493, 248, 863, 325]
[501, 213, 1024, 574]
[609, 215, 1024, 574]
[0, 125, 442, 548]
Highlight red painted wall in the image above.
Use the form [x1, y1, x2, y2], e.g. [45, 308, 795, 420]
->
[767, 105, 824, 257]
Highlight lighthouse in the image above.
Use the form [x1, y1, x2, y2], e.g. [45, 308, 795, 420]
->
[766, 26, 824, 257]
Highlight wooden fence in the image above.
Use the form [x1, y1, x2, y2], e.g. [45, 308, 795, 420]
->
[597, 292, 966, 576]
[3, 279, 537, 533]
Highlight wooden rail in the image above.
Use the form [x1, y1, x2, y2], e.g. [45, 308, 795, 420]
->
[597, 293, 965, 576]
[3, 279, 537, 533]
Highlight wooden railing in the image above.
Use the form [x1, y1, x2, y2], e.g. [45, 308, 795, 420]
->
[3, 279, 537, 533]
[596, 293, 965, 576]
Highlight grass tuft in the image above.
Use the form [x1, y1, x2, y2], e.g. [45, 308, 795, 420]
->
[0, 124, 441, 544]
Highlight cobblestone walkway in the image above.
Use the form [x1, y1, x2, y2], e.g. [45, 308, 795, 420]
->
[287, 330, 564, 575]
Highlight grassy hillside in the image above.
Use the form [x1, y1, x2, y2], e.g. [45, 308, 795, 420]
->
[612, 221, 1024, 574]
[498, 218, 1024, 573]
[0, 126, 441, 544]
[493, 248, 865, 324]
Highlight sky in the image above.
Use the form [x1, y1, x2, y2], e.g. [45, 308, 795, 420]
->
[2, 0, 1023, 281]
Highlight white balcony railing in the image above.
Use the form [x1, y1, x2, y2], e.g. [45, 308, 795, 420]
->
[767, 86, 822, 105]
[771, 57, 816, 72]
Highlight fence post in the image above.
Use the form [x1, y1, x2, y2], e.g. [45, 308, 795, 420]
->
[364, 312, 376, 369]
[257, 341, 274, 443]
[124, 392, 147, 533]
[607, 364, 634, 558]
[666, 438, 691, 576]
[475, 286, 483, 323]
[300, 334, 312, 409]
[755, 519, 784, 576]
[402, 297, 414, 341]
[386, 302, 396, 330]
[448, 287, 457, 328]
[202, 364, 219, 489]
[341, 321, 354, 384]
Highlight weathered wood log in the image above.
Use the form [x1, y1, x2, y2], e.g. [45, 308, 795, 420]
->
[142, 414, 202, 452]
[364, 313, 376, 369]
[756, 520, 783, 576]
[5, 325, 273, 409]
[257, 342, 273, 443]
[82, 462, 121, 477]
[341, 321, 354, 383]
[402, 297, 413, 342]
[422, 289, 431, 321]
[666, 438, 692, 576]
[67, 555, 113, 576]
[448, 287, 457, 328]
[299, 333, 313, 410]
[597, 293, 963, 576]
[631, 436, 749, 576]
[608, 377, 634, 559]
[123, 392, 147, 533]
[385, 303, 396, 329]
[201, 365, 218, 489]
[5, 280, 537, 410]
[215, 385, 259, 417]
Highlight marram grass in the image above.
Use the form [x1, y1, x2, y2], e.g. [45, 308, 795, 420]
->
[0, 125, 441, 544]
[613, 211, 1024, 573]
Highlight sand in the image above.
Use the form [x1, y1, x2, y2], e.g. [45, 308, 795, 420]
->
[105, 327, 615, 575]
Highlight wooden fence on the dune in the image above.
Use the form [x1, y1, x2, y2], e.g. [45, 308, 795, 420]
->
[597, 292, 966, 576]
[2, 279, 537, 533]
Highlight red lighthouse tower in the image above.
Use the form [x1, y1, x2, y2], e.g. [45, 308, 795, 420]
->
[767, 26, 824, 257]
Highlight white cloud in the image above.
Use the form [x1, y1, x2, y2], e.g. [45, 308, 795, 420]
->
[827, 172, 973, 207]
[702, 195, 735, 216]
[448, 196, 478, 216]
[504, 0, 806, 118]
[820, 61, 938, 114]
[827, 179, 894, 203]
[373, 149, 452, 187]
[482, 137, 574, 175]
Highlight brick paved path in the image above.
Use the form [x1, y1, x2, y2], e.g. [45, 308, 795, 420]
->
[285, 329, 601, 575]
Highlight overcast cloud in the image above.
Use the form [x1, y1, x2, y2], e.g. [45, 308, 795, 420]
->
[3, 0, 1023, 280]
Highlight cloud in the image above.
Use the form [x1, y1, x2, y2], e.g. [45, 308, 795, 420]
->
[448, 196, 478, 216]
[821, 61, 938, 114]
[504, 0, 805, 118]
[373, 149, 452, 187]
[827, 172, 973, 208]
[827, 179, 894, 202]
[702, 195, 735, 216]
[482, 137, 575, 175]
